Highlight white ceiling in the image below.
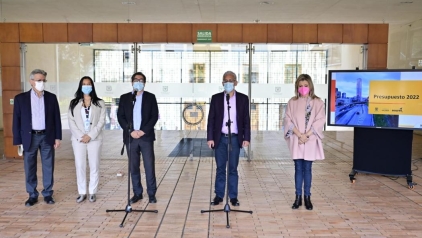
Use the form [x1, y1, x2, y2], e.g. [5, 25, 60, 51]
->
[0, 0, 421, 25]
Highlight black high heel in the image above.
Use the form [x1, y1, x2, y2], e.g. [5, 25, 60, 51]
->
[291, 195, 302, 209]
[304, 195, 313, 210]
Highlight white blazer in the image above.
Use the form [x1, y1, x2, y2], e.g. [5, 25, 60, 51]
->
[68, 100, 106, 141]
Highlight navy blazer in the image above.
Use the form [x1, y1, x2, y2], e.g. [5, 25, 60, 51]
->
[13, 90, 62, 151]
[117, 91, 159, 144]
[207, 91, 251, 147]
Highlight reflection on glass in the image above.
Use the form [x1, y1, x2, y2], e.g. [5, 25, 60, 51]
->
[23, 43, 361, 131]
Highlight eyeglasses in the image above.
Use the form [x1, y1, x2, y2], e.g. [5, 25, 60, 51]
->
[223, 79, 236, 83]
[33, 79, 47, 83]
[133, 79, 145, 83]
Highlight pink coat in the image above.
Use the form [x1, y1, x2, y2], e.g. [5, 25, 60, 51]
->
[283, 97, 326, 161]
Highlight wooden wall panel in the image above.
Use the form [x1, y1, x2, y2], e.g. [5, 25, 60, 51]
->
[292, 24, 317, 43]
[192, 24, 217, 43]
[367, 44, 388, 69]
[118, 23, 143, 42]
[43, 23, 68, 42]
[0, 43, 20, 67]
[167, 24, 192, 43]
[19, 23, 43, 42]
[317, 24, 343, 43]
[93, 23, 118, 42]
[2, 113, 13, 137]
[242, 24, 267, 43]
[1, 67, 21, 91]
[4, 137, 21, 159]
[0, 23, 19, 42]
[343, 24, 368, 43]
[368, 24, 389, 44]
[2, 90, 22, 114]
[143, 24, 167, 43]
[217, 24, 242, 43]
[68, 23, 93, 42]
[267, 24, 293, 43]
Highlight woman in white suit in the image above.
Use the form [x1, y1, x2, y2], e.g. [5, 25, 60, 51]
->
[68, 76, 106, 203]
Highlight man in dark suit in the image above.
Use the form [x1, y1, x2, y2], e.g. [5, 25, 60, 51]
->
[207, 71, 251, 206]
[117, 72, 159, 204]
[13, 69, 62, 207]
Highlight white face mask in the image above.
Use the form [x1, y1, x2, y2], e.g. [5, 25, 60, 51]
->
[35, 81, 45, 92]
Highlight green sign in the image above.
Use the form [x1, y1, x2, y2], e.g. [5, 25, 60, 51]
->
[197, 30, 212, 43]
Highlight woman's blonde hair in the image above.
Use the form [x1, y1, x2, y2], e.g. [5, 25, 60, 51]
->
[293, 74, 320, 100]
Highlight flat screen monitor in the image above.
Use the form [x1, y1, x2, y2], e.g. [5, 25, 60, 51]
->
[328, 69, 422, 130]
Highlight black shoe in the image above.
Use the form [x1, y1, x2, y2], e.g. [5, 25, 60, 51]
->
[230, 198, 240, 206]
[130, 194, 143, 204]
[44, 196, 55, 204]
[25, 197, 38, 207]
[211, 196, 223, 205]
[149, 196, 157, 203]
[304, 195, 313, 210]
[292, 195, 302, 209]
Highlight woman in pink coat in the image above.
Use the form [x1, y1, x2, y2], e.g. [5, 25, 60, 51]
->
[283, 74, 326, 210]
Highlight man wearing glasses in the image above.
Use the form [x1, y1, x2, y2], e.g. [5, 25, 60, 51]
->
[117, 72, 159, 204]
[13, 69, 62, 206]
[207, 71, 251, 206]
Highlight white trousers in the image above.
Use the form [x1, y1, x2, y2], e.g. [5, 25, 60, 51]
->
[72, 137, 102, 195]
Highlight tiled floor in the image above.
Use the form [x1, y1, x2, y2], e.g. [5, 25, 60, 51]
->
[1, 130, 422, 237]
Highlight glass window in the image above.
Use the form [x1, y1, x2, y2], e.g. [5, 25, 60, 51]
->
[24, 43, 363, 131]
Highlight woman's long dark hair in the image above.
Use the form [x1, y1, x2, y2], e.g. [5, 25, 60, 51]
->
[69, 76, 102, 116]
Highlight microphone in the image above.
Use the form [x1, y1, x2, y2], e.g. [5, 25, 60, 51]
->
[120, 144, 125, 155]
[132, 89, 137, 102]
[226, 93, 230, 103]
[18, 145, 23, 156]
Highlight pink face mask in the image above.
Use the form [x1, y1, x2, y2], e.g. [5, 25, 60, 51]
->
[298, 87, 310, 96]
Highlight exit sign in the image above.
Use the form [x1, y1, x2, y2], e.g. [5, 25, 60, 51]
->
[197, 30, 212, 43]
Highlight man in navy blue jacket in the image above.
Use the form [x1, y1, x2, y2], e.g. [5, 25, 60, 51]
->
[13, 69, 62, 207]
[117, 72, 159, 204]
[207, 71, 251, 206]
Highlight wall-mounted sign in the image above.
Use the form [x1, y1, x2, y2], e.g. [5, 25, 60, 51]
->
[197, 30, 212, 43]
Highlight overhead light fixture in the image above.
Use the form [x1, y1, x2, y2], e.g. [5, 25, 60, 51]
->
[122, 1, 136, 5]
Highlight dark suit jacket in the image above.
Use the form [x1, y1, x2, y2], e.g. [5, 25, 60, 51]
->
[13, 89, 62, 151]
[117, 91, 159, 144]
[207, 91, 251, 147]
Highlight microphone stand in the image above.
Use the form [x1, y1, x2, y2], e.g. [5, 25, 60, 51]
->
[201, 92, 252, 228]
[106, 91, 158, 228]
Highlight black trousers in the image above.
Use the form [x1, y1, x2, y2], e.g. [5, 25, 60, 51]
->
[126, 138, 157, 197]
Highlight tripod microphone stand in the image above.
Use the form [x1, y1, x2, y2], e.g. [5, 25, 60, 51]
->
[201, 93, 252, 228]
[106, 92, 158, 228]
